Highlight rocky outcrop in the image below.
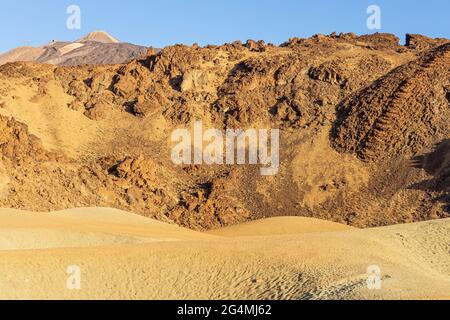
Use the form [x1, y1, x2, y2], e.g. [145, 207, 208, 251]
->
[333, 43, 450, 161]
[405, 34, 449, 52]
[0, 115, 62, 163]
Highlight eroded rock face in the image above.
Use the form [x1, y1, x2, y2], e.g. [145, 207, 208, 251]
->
[180, 70, 210, 92]
[0, 32, 449, 230]
[405, 34, 449, 52]
[333, 43, 450, 161]
[309, 62, 348, 86]
[0, 115, 62, 163]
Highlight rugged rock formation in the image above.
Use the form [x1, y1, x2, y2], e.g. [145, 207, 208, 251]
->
[333, 43, 450, 161]
[0, 33, 448, 230]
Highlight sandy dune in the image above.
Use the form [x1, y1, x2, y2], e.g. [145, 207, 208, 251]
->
[0, 208, 215, 251]
[0, 207, 448, 300]
[207, 216, 354, 237]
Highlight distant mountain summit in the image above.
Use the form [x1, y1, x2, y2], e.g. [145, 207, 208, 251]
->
[0, 31, 147, 66]
[77, 31, 120, 44]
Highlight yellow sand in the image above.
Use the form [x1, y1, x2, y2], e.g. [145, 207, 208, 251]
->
[0, 207, 448, 300]
[207, 216, 353, 237]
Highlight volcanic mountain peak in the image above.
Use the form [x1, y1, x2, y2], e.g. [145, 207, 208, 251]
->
[77, 30, 120, 44]
[0, 30, 145, 66]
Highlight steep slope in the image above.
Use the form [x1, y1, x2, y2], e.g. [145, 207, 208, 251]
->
[333, 43, 450, 161]
[331, 43, 450, 221]
[39, 41, 148, 66]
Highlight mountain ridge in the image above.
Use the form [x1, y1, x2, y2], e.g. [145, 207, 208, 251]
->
[0, 30, 147, 66]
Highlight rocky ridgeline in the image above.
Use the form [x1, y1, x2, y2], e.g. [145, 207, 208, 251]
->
[333, 43, 450, 161]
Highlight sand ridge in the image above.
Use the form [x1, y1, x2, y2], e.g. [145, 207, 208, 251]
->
[0, 207, 448, 300]
[207, 216, 354, 237]
[0, 208, 216, 250]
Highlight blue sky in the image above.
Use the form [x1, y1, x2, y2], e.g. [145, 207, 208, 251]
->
[1, 0, 449, 52]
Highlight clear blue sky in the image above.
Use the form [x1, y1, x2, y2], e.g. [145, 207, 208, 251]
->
[1, 0, 449, 52]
